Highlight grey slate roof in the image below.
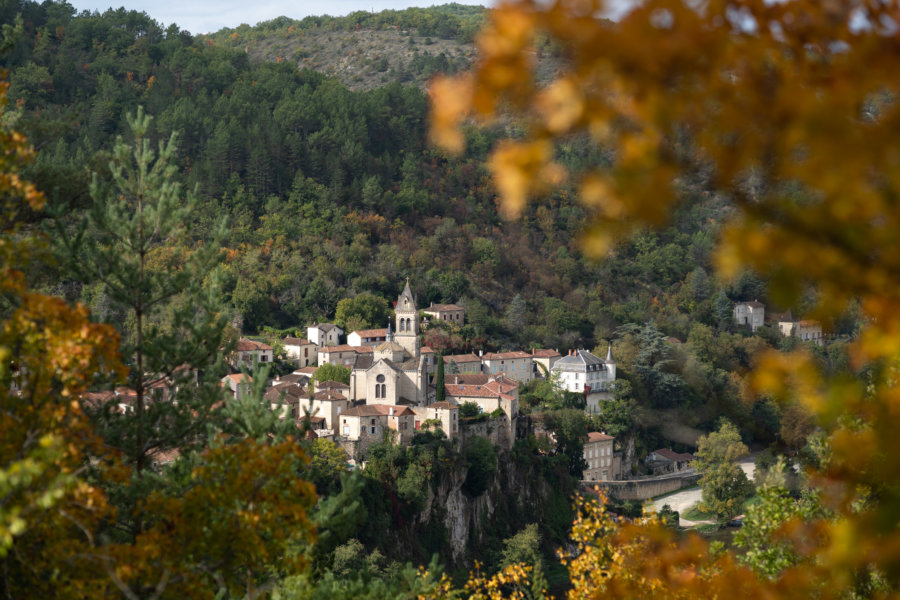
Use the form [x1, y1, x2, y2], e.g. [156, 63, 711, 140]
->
[552, 349, 608, 372]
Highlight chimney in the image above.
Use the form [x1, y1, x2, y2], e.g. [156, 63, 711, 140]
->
[479, 349, 483, 357]
[454, 376, 459, 384]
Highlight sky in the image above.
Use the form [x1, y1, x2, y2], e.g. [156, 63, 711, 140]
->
[66, 0, 490, 35]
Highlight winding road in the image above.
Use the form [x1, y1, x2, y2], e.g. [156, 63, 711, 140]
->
[648, 455, 756, 527]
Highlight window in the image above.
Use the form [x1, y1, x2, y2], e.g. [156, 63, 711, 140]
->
[343, 426, 349, 435]
[304, 348, 308, 357]
[371, 418, 376, 425]
[370, 426, 376, 434]
[260, 354, 268, 362]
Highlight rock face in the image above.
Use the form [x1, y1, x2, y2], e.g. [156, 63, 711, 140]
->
[415, 449, 557, 564]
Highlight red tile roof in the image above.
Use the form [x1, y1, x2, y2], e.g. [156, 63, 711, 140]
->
[342, 405, 415, 417]
[443, 353, 481, 364]
[482, 351, 532, 360]
[283, 337, 313, 346]
[236, 338, 272, 351]
[531, 349, 562, 358]
[587, 432, 614, 443]
[351, 328, 388, 337]
[224, 373, 253, 382]
[316, 380, 350, 390]
[319, 344, 373, 354]
[652, 448, 695, 462]
[428, 401, 457, 410]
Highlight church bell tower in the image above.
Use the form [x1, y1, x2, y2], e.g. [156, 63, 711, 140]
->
[395, 278, 419, 358]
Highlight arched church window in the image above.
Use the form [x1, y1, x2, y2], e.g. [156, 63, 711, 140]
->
[380, 384, 386, 398]
[399, 319, 405, 331]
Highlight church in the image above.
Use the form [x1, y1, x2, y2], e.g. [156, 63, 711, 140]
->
[347, 279, 430, 405]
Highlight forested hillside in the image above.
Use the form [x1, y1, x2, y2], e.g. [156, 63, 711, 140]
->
[1, 0, 858, 449]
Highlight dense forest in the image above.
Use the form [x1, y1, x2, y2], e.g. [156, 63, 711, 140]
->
[0, 1, 866, 597]
[0, 0, 855, 464]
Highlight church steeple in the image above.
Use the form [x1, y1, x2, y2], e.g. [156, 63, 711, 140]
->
[395, 278, 419, 358]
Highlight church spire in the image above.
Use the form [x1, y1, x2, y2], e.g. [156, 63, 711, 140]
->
[606, 343, 613, 362]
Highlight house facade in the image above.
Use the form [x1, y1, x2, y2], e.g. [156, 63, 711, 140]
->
[583, 432, 620, 481]
[443, 353, 483, 374]
[779, 318, 824, 345]
[307, 323, 344, 347]
[422, 302, 465, 324]
[233, 338, 274, 367]
[413, 402, 459, 438]
[551, 347, 616, 393]
[283, 337, 317, 367]
[318, 344, 373, 368]
[347, 328, 388, 347]
[222, 373, 253, 400]
[531, 348, 562, 378]
[481, 351, 534, 383]
[734, 300, 765, 331]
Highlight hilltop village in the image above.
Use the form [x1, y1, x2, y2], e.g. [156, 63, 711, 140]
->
[218, 282, 824, 485]
[230, 280, 619, 471]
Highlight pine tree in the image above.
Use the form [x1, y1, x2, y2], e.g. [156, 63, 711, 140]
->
[51, 108, 230, 531]
[435, 352, 445, 403]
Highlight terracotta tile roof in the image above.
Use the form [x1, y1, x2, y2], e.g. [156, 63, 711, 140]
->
[428, 401, 458, 410]
[319, 344, 373, 354]
[420, 346, 435, 354]
[443, 373, 492, 385]
[587, 432, 614, 443]
[313, 390, 348, 402]
[482, 351, 532, 360]
[283, 337, 313, 346]
[236, 338, 272, 352]
[444, 384, 502, 399]
[651, 448, 695, 462]
[273, 373, 307, 385]
[224, 373, 253, 382]
[797, 319, 821, 327]
[342, 404, 415, 417]
[531, 348, 562, 358]
[316, 380, 350, 390]
[296, 366, 317, 375]
[425, 303, 464, 312]
[443, 353, 481, 364]
[351, 328, 388, 338]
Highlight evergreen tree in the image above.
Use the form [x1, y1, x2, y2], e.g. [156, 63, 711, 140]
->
[714, 290, 734, 332]
[435, 352, 445, 403]
[51, 108, 230, 534]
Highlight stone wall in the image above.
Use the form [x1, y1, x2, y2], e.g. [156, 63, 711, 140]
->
[458, 415, 512, 451]
[586, 471, 701, 501]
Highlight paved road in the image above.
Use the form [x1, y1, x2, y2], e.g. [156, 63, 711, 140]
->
[648, 455, 756, 527]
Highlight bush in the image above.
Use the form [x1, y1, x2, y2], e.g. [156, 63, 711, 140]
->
[463, 436, 497, 497]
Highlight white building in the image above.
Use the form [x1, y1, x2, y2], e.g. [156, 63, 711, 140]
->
[347, 328, 388, 347]
[551, 347, 616, 394]
[307, 323, 343, 347]
[734, 300, 765, 331]
[283, 336, 317, 367]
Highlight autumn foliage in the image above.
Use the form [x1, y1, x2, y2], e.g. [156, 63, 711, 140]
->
[431, 0, 900, 596]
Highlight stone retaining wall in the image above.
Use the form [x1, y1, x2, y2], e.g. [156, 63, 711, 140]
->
[584, 471, 701, 501]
